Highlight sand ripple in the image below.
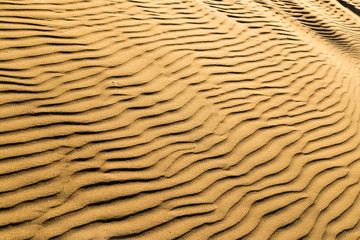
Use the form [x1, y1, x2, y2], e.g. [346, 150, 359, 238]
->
[1, 0, 360, 239]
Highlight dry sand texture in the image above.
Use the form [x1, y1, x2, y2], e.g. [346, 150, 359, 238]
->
[1, 0, 360, 239]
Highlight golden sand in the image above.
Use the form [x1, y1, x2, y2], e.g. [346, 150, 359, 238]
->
[1, 0, 360, 239]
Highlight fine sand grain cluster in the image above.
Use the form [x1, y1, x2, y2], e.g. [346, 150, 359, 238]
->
[1, 0, 360, 239]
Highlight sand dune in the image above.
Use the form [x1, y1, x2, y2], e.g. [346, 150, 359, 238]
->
[1, 0, 360, 239]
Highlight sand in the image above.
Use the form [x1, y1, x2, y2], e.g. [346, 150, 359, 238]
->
[0, 0, 360, 239]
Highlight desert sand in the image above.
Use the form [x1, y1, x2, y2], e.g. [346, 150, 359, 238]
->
[1, 0, 360, 239]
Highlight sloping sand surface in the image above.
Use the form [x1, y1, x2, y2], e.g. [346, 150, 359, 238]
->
[1, 0, 360, 239]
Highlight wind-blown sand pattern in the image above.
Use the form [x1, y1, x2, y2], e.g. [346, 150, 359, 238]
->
[1, 0, 360, 239]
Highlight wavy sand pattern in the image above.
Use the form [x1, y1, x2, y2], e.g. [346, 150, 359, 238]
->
[1, 0, 360, 239]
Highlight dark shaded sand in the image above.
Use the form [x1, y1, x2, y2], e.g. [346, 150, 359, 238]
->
[1, 0, 360, 239]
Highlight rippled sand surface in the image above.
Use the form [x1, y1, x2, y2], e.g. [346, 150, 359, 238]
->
[1, 0, 360, 239]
